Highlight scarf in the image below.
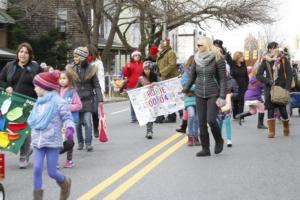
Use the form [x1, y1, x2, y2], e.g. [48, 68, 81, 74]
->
[27, 91, 58, 130]
[265, 53, 283, 81]
[194, 51, 215, 67]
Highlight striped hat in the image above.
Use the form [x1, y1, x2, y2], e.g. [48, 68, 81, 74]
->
[33, 70, 60, 91]
[73, 46, 89, 61]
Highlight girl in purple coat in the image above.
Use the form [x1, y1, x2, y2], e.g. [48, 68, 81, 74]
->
[236, 69, 267, 129]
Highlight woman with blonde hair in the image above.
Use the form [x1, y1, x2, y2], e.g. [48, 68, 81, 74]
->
[230, 51, 249, 119]
[183, 36, 227, 157]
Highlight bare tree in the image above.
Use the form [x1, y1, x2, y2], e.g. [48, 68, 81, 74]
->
[260, 24, 285, 47]
[106, 0, 277, 54]
[244, 33, 259, 65]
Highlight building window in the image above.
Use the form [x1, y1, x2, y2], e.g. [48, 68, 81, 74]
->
[57, 8, 67, 32]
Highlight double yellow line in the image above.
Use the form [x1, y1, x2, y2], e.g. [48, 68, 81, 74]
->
[77, 133, 186, 200]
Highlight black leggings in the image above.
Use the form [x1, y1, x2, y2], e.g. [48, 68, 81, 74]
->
[196, 97, 223, 149]
[267, 104, 288, 120]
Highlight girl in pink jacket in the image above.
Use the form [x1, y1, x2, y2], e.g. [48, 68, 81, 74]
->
[59, 67, 82, 168]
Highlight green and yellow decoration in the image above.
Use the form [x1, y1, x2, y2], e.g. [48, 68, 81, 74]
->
[0, 88, 35, 154]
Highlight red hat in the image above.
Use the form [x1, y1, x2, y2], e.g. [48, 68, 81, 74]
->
[33, 70, 61, 91]
[131, 49, 141, 57]
[149, 46, 158, 56]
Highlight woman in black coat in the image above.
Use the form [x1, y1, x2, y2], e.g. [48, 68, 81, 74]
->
[183, 36, 227, 157]
[256, 42, 292, 138]
[0, 42, 42, 168]
[230, 51, 249, 119]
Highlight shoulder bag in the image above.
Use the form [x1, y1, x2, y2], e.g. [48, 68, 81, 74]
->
[266, 61, 290, 105]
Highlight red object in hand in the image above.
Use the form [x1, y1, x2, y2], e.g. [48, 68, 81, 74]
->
[0, 153, 5, 180]
[98, 104, 108, 142]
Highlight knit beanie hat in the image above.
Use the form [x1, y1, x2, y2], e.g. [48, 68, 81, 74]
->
[74, 47, 89, 61]
[33, 70, 60, 91]
[131, 50, 141, 57]
[143, 60, 154, 69]
[161, 37, 170, 46]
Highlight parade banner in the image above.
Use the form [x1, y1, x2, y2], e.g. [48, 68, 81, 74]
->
[127, 77, 184, 126]
[0, 88, 35, 154]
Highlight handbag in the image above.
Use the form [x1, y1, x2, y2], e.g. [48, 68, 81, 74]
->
[98, 103, 108, 142]
[266, 62, 290, 105]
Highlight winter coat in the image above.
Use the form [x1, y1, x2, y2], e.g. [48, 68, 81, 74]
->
[157, 47, 177, 80]
[60, 87, 82, 123]
[122, 61, 143, 89]
[30, 94, 74, 149]
[181, 71, 196, 108]
[0, 60, 42, 98]
[230, 61, 249, 101]
[93, 59, 106, 95]
[226, 74, 239, 99]
[244, 76, 264, 102]
[185, 54, 227, 99]
[256, 57, 292, 108]
[72, 62, 103, 112]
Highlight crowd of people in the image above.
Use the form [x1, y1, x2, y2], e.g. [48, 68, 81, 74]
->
[0, 36, 298, 199]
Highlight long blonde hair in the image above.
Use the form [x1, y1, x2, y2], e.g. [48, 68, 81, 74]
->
[197, 37, 222, 61]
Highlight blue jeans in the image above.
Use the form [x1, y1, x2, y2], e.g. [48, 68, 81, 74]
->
[217, 114, 232, 140]
[77, 112, 93, 145]
[33, 147, 64, 190]
[187, 106, 199, 137]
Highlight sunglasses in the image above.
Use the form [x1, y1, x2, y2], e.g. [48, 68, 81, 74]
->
[197, 44, 204, 47]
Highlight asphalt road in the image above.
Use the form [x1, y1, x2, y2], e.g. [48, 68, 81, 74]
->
[2, 101, 300, 200]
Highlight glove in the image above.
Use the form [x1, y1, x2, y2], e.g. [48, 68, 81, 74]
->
[216, 98, 226, 108]
[66, 127, 74, 141]
[268, 80, 274, 86]
[182, 88, 190, 94]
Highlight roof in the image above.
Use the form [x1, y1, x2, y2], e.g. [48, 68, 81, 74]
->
[0, 48, 16, 60]
[0, 10, 15, 24]
[97, 38, 125, 50]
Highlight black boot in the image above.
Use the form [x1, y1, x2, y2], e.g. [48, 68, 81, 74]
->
[215, 138, 224, 154]
[236, 111, 252, 125]
[257, 113, 267, 129]
[196, 131, 211, 157]
[176, 119, 187, 133]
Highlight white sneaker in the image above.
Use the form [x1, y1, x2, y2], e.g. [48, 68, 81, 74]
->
[227, 140, 232, 147]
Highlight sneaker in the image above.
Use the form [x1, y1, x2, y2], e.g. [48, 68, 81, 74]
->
[227, 140, 232, 147]
[63, 160, 75, 168]
[19, 158, 28, 169]
[86, 145, 93, 152]
[193, 136, 201, 146]
[77, 143, 84, 150]
[145, 131, 153, 139]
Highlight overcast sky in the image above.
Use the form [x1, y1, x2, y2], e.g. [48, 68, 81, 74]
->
[205, 0, 300, 53]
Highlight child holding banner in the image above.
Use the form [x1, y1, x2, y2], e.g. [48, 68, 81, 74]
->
[58, 67, 82, 168]
[28, 70, 74, 200]
[137, 60, 158, 139]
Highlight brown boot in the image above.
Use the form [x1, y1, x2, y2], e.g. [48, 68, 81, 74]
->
[187, 135, 194, 146]
[282, 119, 290, 136]
[57, 176, 71, 200]
[33, 190, 43, 200]
[267, 119, 276, 138]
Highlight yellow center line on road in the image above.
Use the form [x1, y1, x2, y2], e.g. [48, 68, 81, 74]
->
[103, 137, 187, 200]
[77, 133, 182, 200]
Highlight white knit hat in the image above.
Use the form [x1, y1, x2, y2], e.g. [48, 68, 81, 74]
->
[74, 46, 89, 61]
[131, 50, 141, 57]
